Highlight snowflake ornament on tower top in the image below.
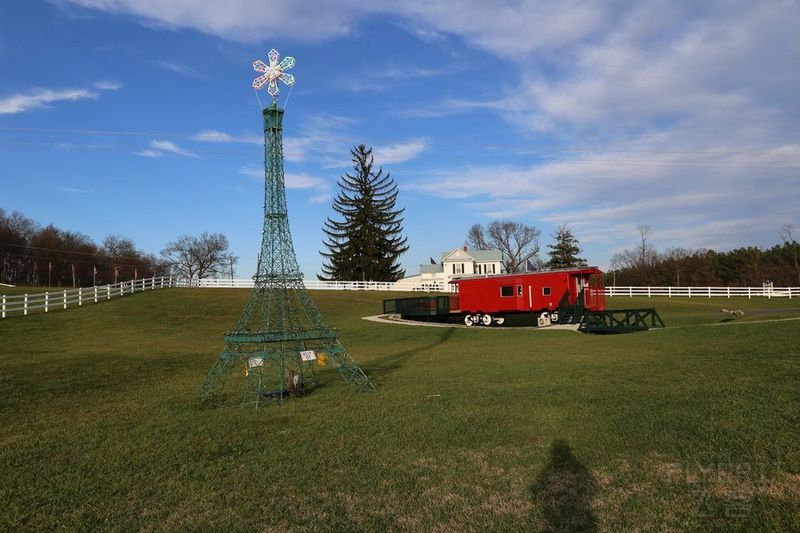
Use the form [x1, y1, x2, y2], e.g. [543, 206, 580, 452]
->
[252, 48, 296, 101]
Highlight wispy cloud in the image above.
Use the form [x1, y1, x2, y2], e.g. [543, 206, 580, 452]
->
[92, 80, 123, 90]
[331, 65, 447, 93]
[239, 165, 327, 190]
[154, 60, 203, 79]
[0, 88, 97, 115]
[134, 149, 162, 158]
[60, 186, 94, 193]
[136, 140, 197, 158]
[374, 138, 429, 164]
[192, 130, 260, 144]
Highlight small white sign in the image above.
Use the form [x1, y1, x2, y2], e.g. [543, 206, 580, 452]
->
[300, 350, 317, 362]
[248, 357, 264, 368]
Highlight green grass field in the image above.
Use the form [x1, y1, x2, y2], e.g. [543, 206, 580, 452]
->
[1, 289, 798, 531]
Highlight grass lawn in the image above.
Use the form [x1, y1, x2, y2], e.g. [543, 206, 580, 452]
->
[1, 289, 798, 531]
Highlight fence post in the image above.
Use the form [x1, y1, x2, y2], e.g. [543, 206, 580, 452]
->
[748, 287, 751, 299]
[708, 286, 711, 298]
[688, 287, 692, 298]
[45, 292, 49, 313]
[63, 289, 67, 309]
[24, 294, 28, 316]
[79, 287, 82, 306]
[1, 295, 5, 318]
[647, 286, 651, 297]
[629, 286, 632, 297]
[94, 286, 98, 303]
[727, 286, 730, 298]
[107, 285, 111, 300]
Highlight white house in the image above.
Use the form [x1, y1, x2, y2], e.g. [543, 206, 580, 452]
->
[396, 246, 504, 291]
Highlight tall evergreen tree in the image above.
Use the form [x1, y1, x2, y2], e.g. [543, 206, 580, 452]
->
[319, 145, 409, 281]
[546, 224, 587, 269]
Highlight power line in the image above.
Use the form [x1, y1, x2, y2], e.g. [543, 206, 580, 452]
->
[0, 241, 153, 262]
[1, 139, 799, 168]
[1, 125, 797, 156]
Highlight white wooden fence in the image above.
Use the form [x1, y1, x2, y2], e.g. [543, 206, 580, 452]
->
[0, 277, 176, 319]
[2, 276, 798, 319]
[605, 286, 798, 298]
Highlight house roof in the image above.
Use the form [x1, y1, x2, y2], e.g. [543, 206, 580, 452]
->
[441, 247, 502, 262]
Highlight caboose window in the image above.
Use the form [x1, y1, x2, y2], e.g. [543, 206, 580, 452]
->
[517, 285, 523, 296]
[542, 287, 551, 296]
[500, 286, 513, 297]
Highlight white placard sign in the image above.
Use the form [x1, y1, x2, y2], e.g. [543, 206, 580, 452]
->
[300, 350, 317, 362]
[248, 357, 264, 368]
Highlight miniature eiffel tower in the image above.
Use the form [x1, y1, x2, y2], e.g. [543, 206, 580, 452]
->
[196, 50, 373, 407]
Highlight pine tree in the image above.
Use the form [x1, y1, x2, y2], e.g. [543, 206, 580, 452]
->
[319, 145, 409, 281]
[546, 224, 587, 269]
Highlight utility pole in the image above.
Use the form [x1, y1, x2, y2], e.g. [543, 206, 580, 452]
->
[48, 261, 52, 287]
[229, 256, 235, 280]
[71, 263, 76, 288]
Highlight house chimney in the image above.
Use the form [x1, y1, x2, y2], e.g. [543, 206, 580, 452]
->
[463, 245, 468, 252]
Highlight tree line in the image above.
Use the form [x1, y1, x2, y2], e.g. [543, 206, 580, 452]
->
[608, 224, 800, 286]
[0, 208, 236, 287]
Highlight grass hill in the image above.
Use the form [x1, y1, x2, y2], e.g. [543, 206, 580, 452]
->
[1, 289, 798, 530]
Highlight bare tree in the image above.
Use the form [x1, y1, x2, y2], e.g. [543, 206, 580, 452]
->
[779, 224, 800, 285]
[468, 220, 541, 273]
[466, 223, 490, 250]
[636, 224, 656, 268]
[161, 232, 237, 280]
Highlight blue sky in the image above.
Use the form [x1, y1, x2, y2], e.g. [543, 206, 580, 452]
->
[1, 1, 799, 278]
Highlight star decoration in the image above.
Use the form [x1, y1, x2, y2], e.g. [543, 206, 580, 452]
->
[252, 48, 296, 99]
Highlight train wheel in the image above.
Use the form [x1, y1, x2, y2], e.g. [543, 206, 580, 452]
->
[481, 314, 493, 326]
[464, 314, 474, 326]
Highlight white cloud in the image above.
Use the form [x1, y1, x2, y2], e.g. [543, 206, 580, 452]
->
[373, 138, 429, 164]
[61, 186, 94, 193]
[192, 130, 260, 144]
[284, 172, 328, 190]
[136, 140, 197, 158]
[92, 80, 122, 90]
[150, 139, 197, 157]
[135, 149, 162, 158]
[0, 88, 98, 115]
[309, 193, 332, 205]
[239, 165, 328, 190]
[0, 79, 122, 114]
[64, 0, 800, 255]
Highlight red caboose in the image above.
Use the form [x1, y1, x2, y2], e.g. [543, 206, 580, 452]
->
[450, 267, 605, 326]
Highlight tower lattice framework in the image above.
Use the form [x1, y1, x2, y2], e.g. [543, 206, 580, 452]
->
[197, 103, 374, 407]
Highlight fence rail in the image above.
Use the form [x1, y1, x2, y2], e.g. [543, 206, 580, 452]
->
[604, 286, 798, 298]
[3, 277, 798, 320]
[1, 277, 175, 319]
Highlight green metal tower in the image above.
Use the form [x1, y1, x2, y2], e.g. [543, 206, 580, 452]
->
[196, 50, 374, 407]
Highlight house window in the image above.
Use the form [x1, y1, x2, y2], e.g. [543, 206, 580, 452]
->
[453, 263, 464, 274]
[517, 285, 523, 296]
[500, 286, 513, 297]
[477, 264, 482, 274]
[492, 264, 496, 273]
[542, 287, 551, 296]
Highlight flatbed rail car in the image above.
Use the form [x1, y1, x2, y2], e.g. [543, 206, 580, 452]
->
[452, 267, 606, 326]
